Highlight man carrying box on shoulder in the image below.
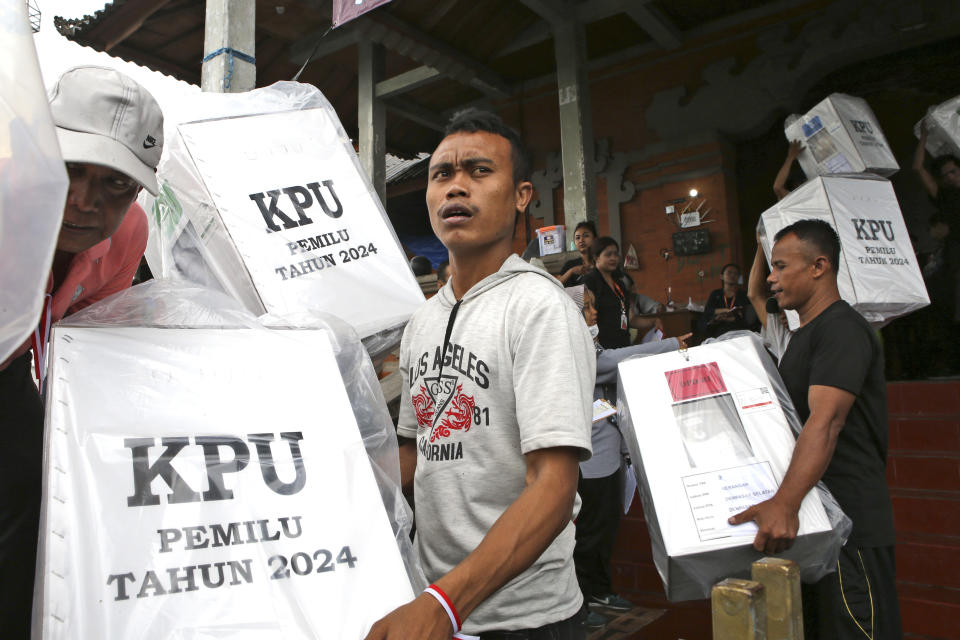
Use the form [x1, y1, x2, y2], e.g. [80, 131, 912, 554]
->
[0, 66, 163, 639]
[365, 110, 595, 640]
[730, 219, 901, 639]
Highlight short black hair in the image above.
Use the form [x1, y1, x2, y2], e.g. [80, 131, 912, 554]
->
[931, 154, 960, 178]
[594, 236, 619, 256]
[773, 219, 841, 271]
[437, 260, 450, 282]
[574, 221, 597, 236]
[409, 255, 433, 277]
[444, 108, 532, 184]
[721, 262, 740, 276]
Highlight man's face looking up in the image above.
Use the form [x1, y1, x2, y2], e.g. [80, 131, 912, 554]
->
[426, 131, 532, 256]
[58, 162, 141, 255]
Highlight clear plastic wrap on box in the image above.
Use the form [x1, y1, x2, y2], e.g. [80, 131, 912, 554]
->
[785, 93, 898, 179]
[758, 174, 929, 330]
[33, 280, 423, 639]
[0, 0, 68, 362]
[137, 81, 424, 355]
[616, 332, 851, 602]
[914, 94, 960, 159]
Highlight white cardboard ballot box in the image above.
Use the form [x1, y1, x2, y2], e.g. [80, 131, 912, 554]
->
[35, 326, 415, 639]
[786, 93, 898, 178]
[914, 94, 960, 159]
[617, 335, 843, 601]
[758, 174, 929, 330]
[143, 104, 424, 341]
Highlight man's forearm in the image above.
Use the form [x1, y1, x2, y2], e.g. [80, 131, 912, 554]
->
[747, 244, 769, 327]
[433, 448, 579, 622]
[774, 412, 841, 510]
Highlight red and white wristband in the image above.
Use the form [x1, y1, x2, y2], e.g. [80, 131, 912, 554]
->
[423, 584, 478, 640]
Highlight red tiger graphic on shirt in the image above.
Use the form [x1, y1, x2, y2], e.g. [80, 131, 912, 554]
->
[431, 384, 475, 442]
[411, 385, 435, 429]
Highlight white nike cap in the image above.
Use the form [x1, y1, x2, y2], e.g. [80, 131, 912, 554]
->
[49, 66, 164, 195]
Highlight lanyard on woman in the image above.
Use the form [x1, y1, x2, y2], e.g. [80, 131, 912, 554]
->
[610, 280, 628, 330]
[722, 292, 736, 309]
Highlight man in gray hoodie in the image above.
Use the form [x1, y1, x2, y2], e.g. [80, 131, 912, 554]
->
[366, 110, 595, 639]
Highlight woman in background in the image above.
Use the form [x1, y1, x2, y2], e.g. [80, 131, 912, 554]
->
[558, 221, 598, 287]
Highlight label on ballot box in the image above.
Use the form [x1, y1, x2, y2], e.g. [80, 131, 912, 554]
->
[36, 327, 414, 639]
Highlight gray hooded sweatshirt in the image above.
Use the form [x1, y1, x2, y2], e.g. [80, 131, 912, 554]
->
[396, 254, 595, 634]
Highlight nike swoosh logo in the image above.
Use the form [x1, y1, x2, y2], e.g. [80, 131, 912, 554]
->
[143, 136, 157, 149]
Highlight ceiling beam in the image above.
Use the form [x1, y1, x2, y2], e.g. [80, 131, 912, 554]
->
[83, 0, 172, 52]
[497, 0, 630, 57]
[384, 98, 446, 132]
[359, 12, 513, 99]
[287, 25, 360, 67]
[376, 66, 442, 99]
[516, 0, 567, 27]
[626, 1, 681, 49]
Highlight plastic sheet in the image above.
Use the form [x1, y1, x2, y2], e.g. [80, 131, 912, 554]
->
[914, 94, 960, 159]
[758, 174, 929, 330]
[616, 332, 851, 602]
[137, 82, 424, 352]
[0, 0, 68, 362]
[34, 280, 422, 639]
[785, 93, 898, 179]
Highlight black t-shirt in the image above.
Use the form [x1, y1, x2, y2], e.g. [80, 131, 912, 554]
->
[778, 300, 894, 546]
[560, 257, 588, 288]
[583, 270, 631, 349]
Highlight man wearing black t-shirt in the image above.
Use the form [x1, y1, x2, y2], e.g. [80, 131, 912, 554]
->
[729, 219, 901, 639]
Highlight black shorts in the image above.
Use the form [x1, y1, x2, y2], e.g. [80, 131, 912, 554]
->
[479, 610, 586, 640]
[802, 543, 902, 640]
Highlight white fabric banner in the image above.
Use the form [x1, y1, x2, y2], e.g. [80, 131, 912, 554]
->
[0, 0, 68, 362]
[37, 327, 414, 639]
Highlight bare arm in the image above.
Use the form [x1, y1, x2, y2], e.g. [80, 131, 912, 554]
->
[729, 385, 855, 554]
[364, 446, 581, 639]
[913, 122, 938, 199]
[557, 264, 585, 284]
[773, 140, 803, 201]
[398, 438, 416, 495]
[747, 243, 770, 328]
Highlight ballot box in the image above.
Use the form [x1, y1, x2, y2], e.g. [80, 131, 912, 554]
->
[139, 84, 424, 344]
[616, 334, 849, 601]
[758, 174, 929, 330]
[915, 94, 960, 159]
[785, 93, 898, 178]
[34, 283, 417, 639]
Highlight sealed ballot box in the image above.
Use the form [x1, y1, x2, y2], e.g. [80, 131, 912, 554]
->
[140, 83, 424, 345]
[915, 94, 960, 159]
[616, 334, 849, 602]
[785, 93, 898, 179]
[35, 282, 417, 639]
[759, 174, 929, 330]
